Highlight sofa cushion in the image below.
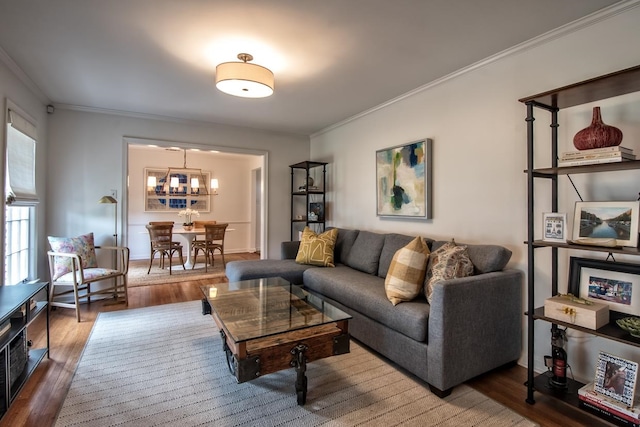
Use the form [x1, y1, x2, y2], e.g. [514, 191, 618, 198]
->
[295, 227, 338, 267]
[425, 241, 474, 303]
[385, 237, 430, 305]
[304, 266, 430, 342]
[378, 233, 419, 277]
[48, 233, 98, 280]
[431, 240, 511, 274]
[342, 230, 385, 274]
[332, 228, 359, 264]
[225, 259, 313, 285]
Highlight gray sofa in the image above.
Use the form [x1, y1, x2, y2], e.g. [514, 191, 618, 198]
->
[225, 227, 523, 397]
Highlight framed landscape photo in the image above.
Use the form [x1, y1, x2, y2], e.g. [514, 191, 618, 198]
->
[572, 201, 640, 247]
[376, 138, 432, 219]
[568, 256, 640, 316]
[542, 212, 567, 242]
[593, 351, 638, 407]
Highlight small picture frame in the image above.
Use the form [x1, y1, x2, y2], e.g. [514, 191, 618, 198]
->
[572, 201, 640, 247]
[543, 212, 567, 242]
[593, 351, 638, 406]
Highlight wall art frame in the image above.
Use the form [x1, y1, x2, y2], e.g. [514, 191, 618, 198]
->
[144, 168, 210, 212]
[542, 212, 567, 243]
[572, 201, 640, 247]
[376, 138, 432, 219]
[568, 256, 640, 317]
[593, 351, 638, 407]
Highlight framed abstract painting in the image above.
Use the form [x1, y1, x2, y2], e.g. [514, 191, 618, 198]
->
[376, 138, 432, 218]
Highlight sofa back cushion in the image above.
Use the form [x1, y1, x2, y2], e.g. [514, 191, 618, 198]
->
[342, 230, 385, 274]
[378, 233, 417, 277]
[332, 228, 359, 264]
[432, 240, 512, 273]
[378, 233, 434, 277]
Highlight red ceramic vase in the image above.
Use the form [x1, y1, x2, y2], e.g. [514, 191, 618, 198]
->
[573, 106, 623, 150]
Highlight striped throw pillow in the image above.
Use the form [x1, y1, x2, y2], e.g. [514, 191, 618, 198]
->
[385, 237, 430, 305]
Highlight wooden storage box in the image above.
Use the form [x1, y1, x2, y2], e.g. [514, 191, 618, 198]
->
[544, 296, 609, 330]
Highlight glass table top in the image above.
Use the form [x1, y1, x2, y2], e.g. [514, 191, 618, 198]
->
[201, 277, 351, 343]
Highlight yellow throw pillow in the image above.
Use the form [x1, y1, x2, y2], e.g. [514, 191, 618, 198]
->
[296, 227, 339, 267]
[385, 237, 430, 305]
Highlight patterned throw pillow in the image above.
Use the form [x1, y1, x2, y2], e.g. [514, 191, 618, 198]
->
[295, 227, 339, 267]
[385, 236, 430, 305]
[424, 240, 474, 304]
[48, 233, 98, 280]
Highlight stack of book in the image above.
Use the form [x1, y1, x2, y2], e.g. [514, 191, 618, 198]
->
[578, 382, 640, 427]
[558, 146, 635, 167]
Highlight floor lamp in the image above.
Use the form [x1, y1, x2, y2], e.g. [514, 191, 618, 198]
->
[98, 195, 118, 269]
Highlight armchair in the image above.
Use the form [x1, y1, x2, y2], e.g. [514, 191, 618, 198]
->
[47, 233, 129, 322]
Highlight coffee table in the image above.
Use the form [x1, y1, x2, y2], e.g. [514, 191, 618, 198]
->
[201, 277, 351, 405]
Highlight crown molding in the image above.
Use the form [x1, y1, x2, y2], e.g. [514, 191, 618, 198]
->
[312, 0, 640, 138]
[0, 46, 50, 104]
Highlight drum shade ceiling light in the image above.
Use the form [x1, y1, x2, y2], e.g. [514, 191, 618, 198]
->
[215, 53, 274, 98]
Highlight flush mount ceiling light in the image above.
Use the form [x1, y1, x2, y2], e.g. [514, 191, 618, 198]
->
[215, 53, 274, 98]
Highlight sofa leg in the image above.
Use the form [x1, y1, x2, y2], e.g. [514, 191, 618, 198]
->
[428, 384, 453, 398]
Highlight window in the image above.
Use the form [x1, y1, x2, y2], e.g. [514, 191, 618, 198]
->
[4, 206, 31, 284]
[4, 106, 38, 285]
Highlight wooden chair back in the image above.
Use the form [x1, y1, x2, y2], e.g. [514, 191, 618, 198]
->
[146, 223, 175, 248]
[204, 223, 228, 243]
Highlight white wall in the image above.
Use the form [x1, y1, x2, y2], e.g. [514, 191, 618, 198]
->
[127, 145, 262, 259]
[311, 5, 640, 382]
[46, 109, 309, 265]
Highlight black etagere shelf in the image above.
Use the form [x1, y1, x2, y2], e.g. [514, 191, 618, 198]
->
[521, 64, 640, 426]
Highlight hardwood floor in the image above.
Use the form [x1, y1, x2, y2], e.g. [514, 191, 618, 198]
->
[1, 261, 613, 426]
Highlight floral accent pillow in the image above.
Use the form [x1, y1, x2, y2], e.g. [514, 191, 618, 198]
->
[295, 227, 338, 267]
[385, 237, 430, 305]
[48, 233, 98, 280]
[424, 240, 474, 304]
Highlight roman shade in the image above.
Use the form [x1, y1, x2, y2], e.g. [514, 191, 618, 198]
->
[6, 109, 38, 205]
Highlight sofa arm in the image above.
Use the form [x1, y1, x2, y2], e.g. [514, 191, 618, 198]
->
[281, 241, 300, 259]
[427, 269, 523, 392]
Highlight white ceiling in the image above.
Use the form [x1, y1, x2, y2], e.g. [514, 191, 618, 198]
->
[0, 0, 622, 136]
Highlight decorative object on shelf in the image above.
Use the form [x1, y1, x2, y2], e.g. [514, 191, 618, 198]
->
[549, 328, 568, 390]
[616, 316, 640, 338]
[572, 201, 640, 248]
[178, 208, 199, 229]
[568, 237, 619, 247]
[568, 256, 640, 317]
[544, 294, 609, 330]
[573, 106, 623, 150]
[215, 53, 274, 98]
[376, 138, 432, 218]
[309, 202, 324, 221]
[593, 352, 638, 407]
[542, 212, 567, 243]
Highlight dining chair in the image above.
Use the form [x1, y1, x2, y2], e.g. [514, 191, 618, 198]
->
[145, 223, 185, 274]
[193, 220, 217, 244]
[47, 232, 129, 322]
[192, 223, 228, 271]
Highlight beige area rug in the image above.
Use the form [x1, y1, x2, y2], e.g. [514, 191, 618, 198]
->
[127, 253, 255, 287]
[55, 300, 537, 427]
